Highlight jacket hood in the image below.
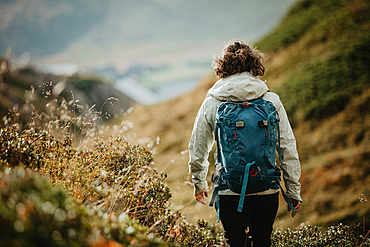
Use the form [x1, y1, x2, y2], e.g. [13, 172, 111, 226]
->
[207, 72, 269, 101]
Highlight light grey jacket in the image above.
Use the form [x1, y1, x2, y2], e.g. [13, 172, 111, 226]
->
[188, 72, 302, 201]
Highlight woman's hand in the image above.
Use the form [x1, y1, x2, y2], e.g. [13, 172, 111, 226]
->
[288, 198, 301, 217]
[195, 191, 208, 205]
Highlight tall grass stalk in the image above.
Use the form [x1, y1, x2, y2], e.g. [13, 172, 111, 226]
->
[360, 194, 369, 243]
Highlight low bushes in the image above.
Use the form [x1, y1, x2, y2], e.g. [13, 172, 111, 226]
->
[0, 167, 163, 247]
[272, 224, 370, 246]
[0, 123, 224, 246]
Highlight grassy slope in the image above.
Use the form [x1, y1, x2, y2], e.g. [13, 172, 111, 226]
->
[124, 0, 370, 230]
[256, 0, 370, 230]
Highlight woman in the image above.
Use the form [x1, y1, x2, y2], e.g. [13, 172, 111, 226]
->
[188, 40, 302, 247]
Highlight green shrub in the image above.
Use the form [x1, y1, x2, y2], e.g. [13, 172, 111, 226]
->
[0, 126, 172, 224]
[0, 127, 73, 169]
[0, 125, 225, 246]
[0, 167, 163, 247]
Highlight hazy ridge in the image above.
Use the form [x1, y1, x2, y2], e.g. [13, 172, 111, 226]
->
[0, 0, 297, 73]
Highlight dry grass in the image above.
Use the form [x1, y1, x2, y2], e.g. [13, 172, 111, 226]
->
[0, 77, 225, 245]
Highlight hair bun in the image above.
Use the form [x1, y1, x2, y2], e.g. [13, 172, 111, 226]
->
[234, 41, 241, 49]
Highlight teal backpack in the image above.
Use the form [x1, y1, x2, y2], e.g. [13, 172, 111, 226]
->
[209, 97, 296, 221]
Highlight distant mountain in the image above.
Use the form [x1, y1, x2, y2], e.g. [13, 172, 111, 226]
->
[0, 0, 298, 73]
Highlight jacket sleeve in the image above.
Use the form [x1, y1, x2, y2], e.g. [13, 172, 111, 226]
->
[188, 98, 217, 196]
[276, 99, 302, 202]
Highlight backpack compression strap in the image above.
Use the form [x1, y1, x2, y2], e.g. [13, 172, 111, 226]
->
[237, 161, 255, 212]
[208, 177, 222, 222]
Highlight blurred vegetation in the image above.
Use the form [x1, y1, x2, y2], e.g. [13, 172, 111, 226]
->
[271, 224, 370, 246]
[0, 167, 162, 247]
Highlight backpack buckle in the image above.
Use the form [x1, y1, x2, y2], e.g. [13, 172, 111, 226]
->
[211, 170, 221, 183]
[258, 120, 268, 127]
[236, 121, 244, 128]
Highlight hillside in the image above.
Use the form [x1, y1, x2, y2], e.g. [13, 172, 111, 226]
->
[124, 0, 370, 230]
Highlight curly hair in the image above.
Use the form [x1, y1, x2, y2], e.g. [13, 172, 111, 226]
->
[212, 40, 265, 78]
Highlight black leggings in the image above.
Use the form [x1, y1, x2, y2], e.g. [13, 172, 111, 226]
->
[218, 193, 279, 247]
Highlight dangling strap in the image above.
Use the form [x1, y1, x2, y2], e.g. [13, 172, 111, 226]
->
[279, 183, 297, 212]
[209, 170, 225, 208]
[209, 177, 223, 222]
[209, 185, 220, 207]
[209, 190, 221, 222]
[216, 194, 220, 222]
[237, 161, 255, 212]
